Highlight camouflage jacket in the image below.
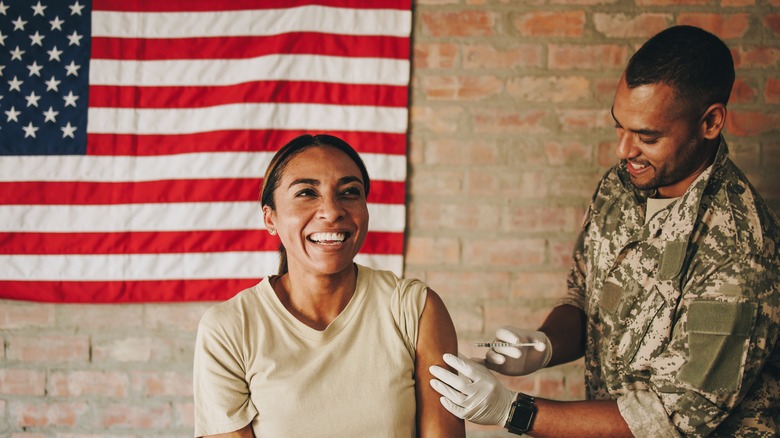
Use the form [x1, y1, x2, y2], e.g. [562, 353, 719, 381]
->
[561, 138, 780, 437]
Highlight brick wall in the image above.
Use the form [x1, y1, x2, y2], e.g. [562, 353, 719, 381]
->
[2, 1, 779, 436]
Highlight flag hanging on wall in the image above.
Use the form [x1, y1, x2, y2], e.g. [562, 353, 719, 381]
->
[0, 0, 411, 303]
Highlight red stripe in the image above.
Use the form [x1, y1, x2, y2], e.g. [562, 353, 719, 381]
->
[91, 34, 409, 61]
[94, 0, 411, 12]
[0, 180, 404, 205]
[0, 231, 403, 256]
[86, 130, 407, 156]
[88, 82, 408, 109]
[0, 279, 259, 303]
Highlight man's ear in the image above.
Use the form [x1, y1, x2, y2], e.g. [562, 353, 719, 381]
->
[701, 103, 727, 140]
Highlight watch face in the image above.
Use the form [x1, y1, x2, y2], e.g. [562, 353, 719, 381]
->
[512, 408, 534, 429]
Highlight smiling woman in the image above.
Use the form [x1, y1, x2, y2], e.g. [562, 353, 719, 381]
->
[192, 134, 465, 438]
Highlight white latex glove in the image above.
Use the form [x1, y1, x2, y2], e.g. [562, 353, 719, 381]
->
[485, 326, 552, 376]
[429, 353, 517, 426]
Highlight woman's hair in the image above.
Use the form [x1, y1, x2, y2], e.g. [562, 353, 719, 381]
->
[625, 25, 734, 116]
[260, 134, 371, 275]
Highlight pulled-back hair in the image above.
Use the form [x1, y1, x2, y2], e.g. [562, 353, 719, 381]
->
[260, 134, 371, 275]
[625, 25, 734, 114]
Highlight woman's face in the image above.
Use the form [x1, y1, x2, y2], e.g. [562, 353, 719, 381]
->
[264, 146, 369, 277]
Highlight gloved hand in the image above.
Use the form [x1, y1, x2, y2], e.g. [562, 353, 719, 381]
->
[485, 326, 552, 376]
[429, 353, 517, 426]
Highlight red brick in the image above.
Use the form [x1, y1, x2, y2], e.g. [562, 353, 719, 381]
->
[423, 138, 500, 166]
[414, 203, 501, 231]
[420, 75, 503, 101]
[463, 44, 543, 69]
[728, 142, 761, 171]
[132, 370, 193, 397]
[551, 0, 618, 5]
[447, 305, 485, 335]
[174, 402, 195, 428]
[99, 403, 172, 429]
[463, 238, 546, 267]
[549, 44, 628, 70]
[730, 78, 758, 104]
[0, 302, 55, 329]
[593, 13, 671, 38]
[145, 303, 211, 331]
[413, 43, 458, 69]
[504, 206, 582, 233]
[505, 140, 547, 168]
[557, 109, 614, 133]
[473, 108, 548, 134]
[56, 304, 142, 329]
[726, 111, 780, 137]
[408, 138, 425, 166]
[409, 168, 465, 196]
[6, 335, 89, 363]
[549, 239, 576, 268]
[511, 271, 569, 300]
[0, 369, 46, 395]
[763, 143, 780, 168]
[599, 140, 619, 167]
[594, 77, 620, 105]
[410, 105, 464, 133]
[765, 78, 780, 103]
[466, 169, 549, 199]
[637, 0, 706, 5]
[766, 14, 780, 38]
[506, 76, 590, 103]
[9, 401, 89, 427]
[677, 13, 750, 39]
[92, 336, 180, 363]
[543, 140, 594, 166]
[420, 11, 497, 37]
[405, 236, 460, 265]
[48, 370, 129, 397]
[427, 270, 511, 301]
[732, 47, 780, 69]
[549, 173, 601, 199]
[512, 11, 585, 37]
[482, 301, 553, 333]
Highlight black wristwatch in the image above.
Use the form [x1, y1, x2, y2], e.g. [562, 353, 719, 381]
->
[505, 393, 537, 435]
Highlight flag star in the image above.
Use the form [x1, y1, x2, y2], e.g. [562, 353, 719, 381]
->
[0, 64, 5, 76]
[43, 106, 59, 122]
[61, 122, 77, 138]
[47, 46, 63, 61]
[27, 61, 43, 77]
[69, 1, 85, 16]
[65, 61, 80, 76]
[23, 122, 39, 138]
[45, 75, 60, 91]
[29, 31, 45, 46]
[8, 75, 23, 91]
[25, 90, 41, 107]
[12, 16, 26, 31]
[32, 1, 47, 16]
[63, 91, 79, 107]
[10, 46, 24, 61]
[0, 32, 6, 46]
[67, 31, 83, 46]
[4, 106, 20, 122]
[0, 1, 9, 15]
[50, 16, 64, 31]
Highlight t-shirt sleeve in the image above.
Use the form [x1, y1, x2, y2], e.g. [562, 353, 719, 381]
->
[193, 305, 257, 436]
[392, 278, 428, 361]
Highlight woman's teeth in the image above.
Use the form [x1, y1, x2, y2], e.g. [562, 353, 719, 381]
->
[308, 232, 346, 243]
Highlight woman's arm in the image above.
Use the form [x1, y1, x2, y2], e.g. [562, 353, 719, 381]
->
[415, 288, 466, 438]
[200, 424, 254, 438]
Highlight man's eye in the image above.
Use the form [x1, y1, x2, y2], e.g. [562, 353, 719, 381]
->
[640, 137, 659, 145]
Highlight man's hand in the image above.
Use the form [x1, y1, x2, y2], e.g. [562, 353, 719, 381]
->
[485, 326, 552, 376]
[429, 353, 517, 426]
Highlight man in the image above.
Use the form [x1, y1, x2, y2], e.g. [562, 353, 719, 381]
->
[429, 25, 780, 437]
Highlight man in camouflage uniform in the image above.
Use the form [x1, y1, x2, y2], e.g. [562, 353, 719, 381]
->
[429, 25, 780, 437]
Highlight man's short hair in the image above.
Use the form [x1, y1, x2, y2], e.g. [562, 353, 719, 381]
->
[625, 25, 735, 113]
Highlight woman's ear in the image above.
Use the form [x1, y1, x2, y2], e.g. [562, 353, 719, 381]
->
[262, 206, 276, 234]
[701, 103, 727, 140]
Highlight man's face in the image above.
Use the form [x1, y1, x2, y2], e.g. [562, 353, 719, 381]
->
[611, 75, 711, 198]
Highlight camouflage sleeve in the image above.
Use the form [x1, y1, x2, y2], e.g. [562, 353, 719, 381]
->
[628, 254, 779, 436]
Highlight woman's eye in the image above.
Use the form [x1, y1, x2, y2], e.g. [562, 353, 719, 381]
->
[295, 188, 317, 198]
[341, 187, 363, 198]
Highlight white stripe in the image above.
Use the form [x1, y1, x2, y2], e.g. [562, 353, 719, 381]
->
[92, 6, 412, 38]
[0, 153, 406, 183]
[87, 104, 408, 135]
[0, 203, 405, 233]
[89, 56, 410, 86]
[0, 253, 402, 281]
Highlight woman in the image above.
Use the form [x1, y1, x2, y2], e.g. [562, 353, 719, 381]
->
[193, 134, 464, 437]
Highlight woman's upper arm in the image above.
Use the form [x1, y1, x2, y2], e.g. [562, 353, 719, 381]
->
[414, 288, 466, 438]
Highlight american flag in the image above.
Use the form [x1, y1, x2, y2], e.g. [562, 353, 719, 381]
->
[0, 0, 411, 303]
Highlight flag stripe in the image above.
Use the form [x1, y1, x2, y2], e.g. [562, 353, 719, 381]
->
[92, 6, 412, 38]
[94, 0, 411, 12]
[0, 180, 405, 206]
[92, 33, 410, 61]
[88, 82, 408, 109]
[0, 203, 405, 233]
[90, 56, 410, 87]
[0, 253, 402, 281]
[0, 231, 403, 255]
[85, 130, 407, 156]
[0, 153, 406, 183]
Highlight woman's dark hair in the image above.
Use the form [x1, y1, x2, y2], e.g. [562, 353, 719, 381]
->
[260, 134, 371, 275]
[625, 25, 735, 116]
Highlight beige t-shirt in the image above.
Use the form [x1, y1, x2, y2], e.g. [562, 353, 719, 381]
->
[193, 264, 428, 437]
